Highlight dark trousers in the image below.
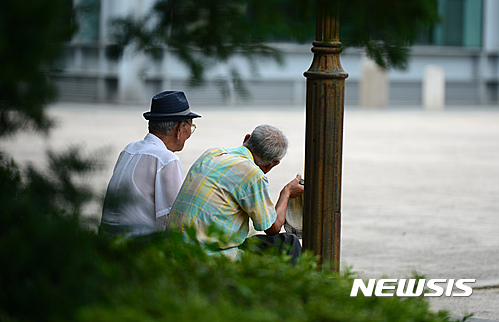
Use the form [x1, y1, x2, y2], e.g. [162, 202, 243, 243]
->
[242, 232, 301, 264]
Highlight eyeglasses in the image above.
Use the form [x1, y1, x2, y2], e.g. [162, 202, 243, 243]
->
[185, 121, 197, 134]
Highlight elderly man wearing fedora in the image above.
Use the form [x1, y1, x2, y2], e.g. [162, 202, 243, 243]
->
[100, 91, 201, 238]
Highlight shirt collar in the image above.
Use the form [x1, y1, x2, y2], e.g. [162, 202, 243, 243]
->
[235, 146, 255, 163]
[144, 133, 170, 150]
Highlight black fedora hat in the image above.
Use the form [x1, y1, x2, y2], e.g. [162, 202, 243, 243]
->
[143, 91, 201, 121]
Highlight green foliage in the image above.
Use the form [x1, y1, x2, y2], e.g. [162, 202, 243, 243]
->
[338, 0, 440, 69]
[108, 0, 296, 98]
[0, 152, 106, 320]
[1, 152, 459, 321]
[0, 0, 76, 137]
[108, 0, 440, 87]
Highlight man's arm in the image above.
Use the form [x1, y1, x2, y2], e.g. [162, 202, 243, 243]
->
[265, 174, 304, 235]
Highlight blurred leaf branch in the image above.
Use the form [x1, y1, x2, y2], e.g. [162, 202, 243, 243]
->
[0, 0, 76, 137]
[107, 0, 439, 88]
[338, 0, 440, 69]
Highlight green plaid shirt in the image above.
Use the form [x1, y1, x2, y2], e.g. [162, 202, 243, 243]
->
[167, 146, 277, 260]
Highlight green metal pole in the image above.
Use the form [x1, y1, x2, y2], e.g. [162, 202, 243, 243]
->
[302, 0, 348, 271]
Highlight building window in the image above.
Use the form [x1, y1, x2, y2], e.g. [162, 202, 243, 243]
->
[74, 0, 101, 42]
[419, 0, 483, 47]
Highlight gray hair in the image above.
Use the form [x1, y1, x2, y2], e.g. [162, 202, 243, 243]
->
[148, 120, 183, 136]
[243, 125, 288, 165]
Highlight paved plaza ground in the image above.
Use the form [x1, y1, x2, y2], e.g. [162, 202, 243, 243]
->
[1, 102, 498, 320]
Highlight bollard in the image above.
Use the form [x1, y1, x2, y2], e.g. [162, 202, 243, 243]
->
[423, 65, 445, 110]
[360, 58, 389, 108]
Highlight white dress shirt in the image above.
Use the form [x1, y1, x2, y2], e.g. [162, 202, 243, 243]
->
[100, 133, 183, 237]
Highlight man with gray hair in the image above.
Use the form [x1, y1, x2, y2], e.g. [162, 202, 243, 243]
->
[167, 125, 304, 263]
[100, 91, 200, 237]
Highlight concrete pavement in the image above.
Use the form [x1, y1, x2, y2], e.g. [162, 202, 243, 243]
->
[1, 102, 498, 320]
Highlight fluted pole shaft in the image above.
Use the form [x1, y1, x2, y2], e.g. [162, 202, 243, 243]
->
[302, 0, 348, 271]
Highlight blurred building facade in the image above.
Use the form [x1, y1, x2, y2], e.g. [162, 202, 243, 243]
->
[55, 0, 499, 107]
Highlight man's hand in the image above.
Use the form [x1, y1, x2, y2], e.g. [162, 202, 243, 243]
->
[265, 174, 304, 236]
[284, 174, 304, 199]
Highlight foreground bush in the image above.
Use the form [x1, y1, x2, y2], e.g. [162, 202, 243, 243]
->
[0, 154, 458, 321]
[77, 235, 456, 322]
